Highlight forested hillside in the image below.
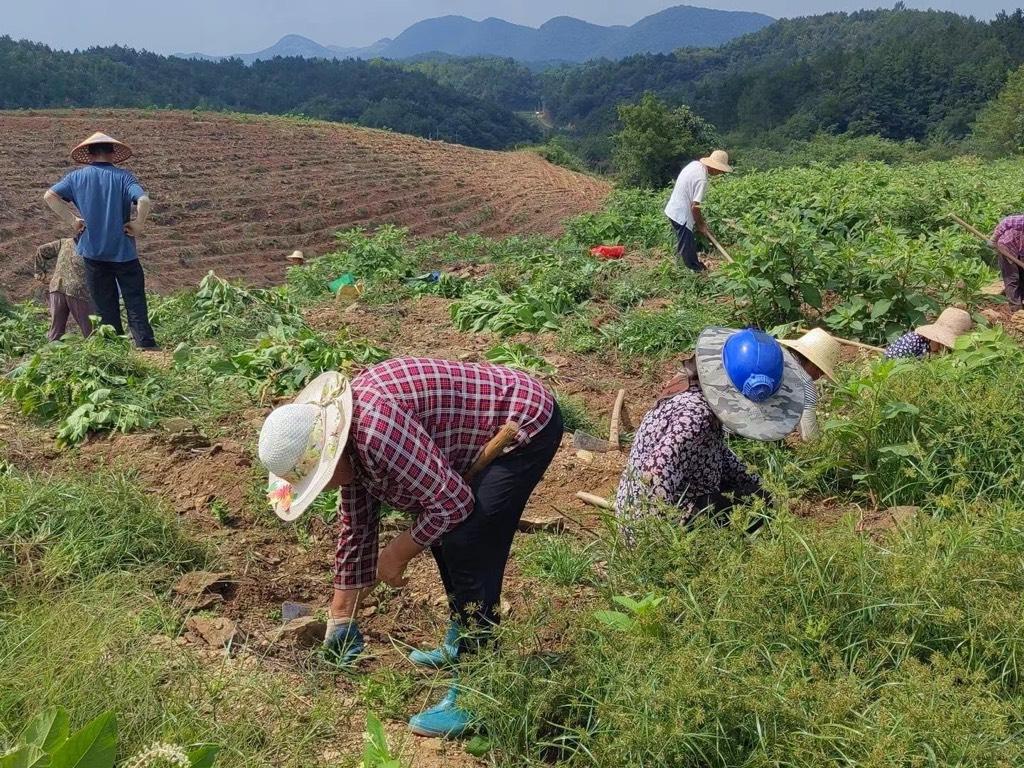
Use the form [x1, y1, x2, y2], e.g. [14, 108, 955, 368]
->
[538, 9, 1024, 160]
[0, 38, 540, 150]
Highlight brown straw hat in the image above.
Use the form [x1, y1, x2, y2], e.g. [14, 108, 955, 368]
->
[700, 149, 733, 173]
[915, 307, 973, 350]
[70, 132, 133, 165]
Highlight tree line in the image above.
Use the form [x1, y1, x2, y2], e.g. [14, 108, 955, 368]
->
[0, 38, 540, 150]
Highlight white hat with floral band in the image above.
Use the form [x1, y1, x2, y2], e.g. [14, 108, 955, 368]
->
[258, 371, 353, 521]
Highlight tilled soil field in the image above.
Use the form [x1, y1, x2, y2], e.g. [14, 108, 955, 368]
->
[0, 110, 609, 298]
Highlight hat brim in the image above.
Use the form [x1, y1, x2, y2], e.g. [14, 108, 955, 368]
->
[696, 327, 808, 441]
[71, 141, 133, 165]
[268, 372, 353, 521]
[779, 338, 836, 381]
[700, 158, 733, 173]
[914, 324, 960, 350]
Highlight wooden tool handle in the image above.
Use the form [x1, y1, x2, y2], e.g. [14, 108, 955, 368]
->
[464, 421, 520, 483]
[706, 232, 734, 263]
[576, 491, 613, 510]
[796, 327, 884, 354]
[608, 388, 626, 449]
[949, 213, 1024, 269]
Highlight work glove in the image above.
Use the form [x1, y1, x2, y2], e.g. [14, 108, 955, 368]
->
[323, 618, 364, 667]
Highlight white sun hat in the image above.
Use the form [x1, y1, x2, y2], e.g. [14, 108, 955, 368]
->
[258, 371, 353, 521]
[779, 327, 842, 381]
[700, 149, 733, 173]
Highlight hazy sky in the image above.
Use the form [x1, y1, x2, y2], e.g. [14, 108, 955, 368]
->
[1, 0, 1012, 54]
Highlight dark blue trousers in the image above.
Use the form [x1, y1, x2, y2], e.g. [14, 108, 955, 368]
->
[83, 258, 157, 348]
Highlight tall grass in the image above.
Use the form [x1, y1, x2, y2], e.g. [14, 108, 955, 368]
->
[464, 504, 1024, 766]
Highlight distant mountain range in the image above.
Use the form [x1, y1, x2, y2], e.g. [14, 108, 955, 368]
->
[175, 5, 774, 64]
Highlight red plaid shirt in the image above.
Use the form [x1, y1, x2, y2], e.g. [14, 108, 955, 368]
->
[991, 214, 1024, 257]
[335, 357, 556, 589]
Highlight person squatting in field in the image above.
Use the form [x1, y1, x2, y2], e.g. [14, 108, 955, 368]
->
[989, 214, 1024, 313]
[664, 149, 732, 272]
[257, 357, 562, 738]
[779, 327, 842, 443]
[43, 132, 158, 349]
[615, 328, 810, 534]
[883, 307, 974, 360]
[33, 238, 94, 342]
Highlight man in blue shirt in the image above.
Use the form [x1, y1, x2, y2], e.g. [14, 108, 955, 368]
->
[43, 132, 157, 349]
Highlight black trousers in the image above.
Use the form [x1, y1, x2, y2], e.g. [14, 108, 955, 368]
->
[670, 219, 706, 272]
[430, 404, 563, 646]
[83, 258, 157, 348]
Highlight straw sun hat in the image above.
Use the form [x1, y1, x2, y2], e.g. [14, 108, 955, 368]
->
[70, 132, 133, 165]
[695, 327, 809, 442]
[779, 328, 841, 381]
[915, 307, 974, 350]
[700, 150, 733, 173]
[258, 371, 353, 521]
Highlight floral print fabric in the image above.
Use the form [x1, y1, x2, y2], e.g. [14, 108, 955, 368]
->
[615, 385, 762, 528]
[884, 331, 929, 360]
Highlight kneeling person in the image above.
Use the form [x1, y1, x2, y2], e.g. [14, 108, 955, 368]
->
[258, 357, 562, 738]
[616, 329, 808, 531]
[884, 307, 973, 360]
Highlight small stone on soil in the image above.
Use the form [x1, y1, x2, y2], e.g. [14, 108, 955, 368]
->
[274, 616, 326, 648]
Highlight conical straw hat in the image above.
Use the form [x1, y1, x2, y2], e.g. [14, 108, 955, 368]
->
[915, 307, 973, 350]
[779, 328, 841, 381]
[70, 132, 133, 165]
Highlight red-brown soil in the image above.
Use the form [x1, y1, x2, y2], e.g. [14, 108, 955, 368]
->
[0, 110, 610, 299]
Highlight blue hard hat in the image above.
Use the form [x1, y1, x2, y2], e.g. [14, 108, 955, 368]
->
[722, 329, 784, 403]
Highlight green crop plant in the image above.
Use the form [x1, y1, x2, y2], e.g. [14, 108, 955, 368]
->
[151, 272, 302, 347]
[1, 327, 191, 446]
[287, 226, 417, 302]
[485, 343, 555, 376]
[451, 284, 576, 334]
[0, 708, 218, 768]
[0, 301, 48, 364]
[207, 324, 389, 400]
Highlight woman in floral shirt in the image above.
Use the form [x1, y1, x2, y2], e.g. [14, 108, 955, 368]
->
[616, 328, 809, 532]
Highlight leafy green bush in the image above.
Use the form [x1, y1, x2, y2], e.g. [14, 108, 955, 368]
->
[0, 471, 206, 585]
[207, 324, 389, 399]
[564, 188, 671, 250]
[1, 327, 186, 446]
[797, 328, 1024, 506]
[465, 502, 1024, 766]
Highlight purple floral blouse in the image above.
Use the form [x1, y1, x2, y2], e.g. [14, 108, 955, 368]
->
[615, 385, 762, 527]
